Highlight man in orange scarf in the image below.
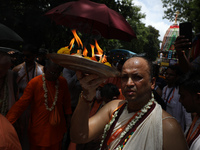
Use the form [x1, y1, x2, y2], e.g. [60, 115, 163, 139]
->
[6, 60, 72, 150]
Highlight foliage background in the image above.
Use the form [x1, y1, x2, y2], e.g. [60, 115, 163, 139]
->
[162, 0, 200, 35]
[0, 0, 161, 61]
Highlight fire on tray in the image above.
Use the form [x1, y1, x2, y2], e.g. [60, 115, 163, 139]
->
[57, 29, 111, 67]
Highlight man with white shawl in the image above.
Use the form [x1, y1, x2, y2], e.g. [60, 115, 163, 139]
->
[70, 56, 188, 150]
[12, 44, 43, 150]
[12, 44, 43, 98]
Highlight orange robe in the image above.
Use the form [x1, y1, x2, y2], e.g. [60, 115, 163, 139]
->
[6, 75, 72, 147]
[0, 114, 22, 150]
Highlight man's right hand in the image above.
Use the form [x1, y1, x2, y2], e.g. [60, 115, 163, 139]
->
[76, 71, 106, 101]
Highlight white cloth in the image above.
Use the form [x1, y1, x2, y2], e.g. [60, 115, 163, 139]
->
[17, 62, 43, 98]
[109, 102, 163, 150]
[162, 86, 192, 131]
[185, 118, 200, 150]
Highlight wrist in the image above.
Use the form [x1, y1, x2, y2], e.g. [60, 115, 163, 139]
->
[80, 91, 94, 104]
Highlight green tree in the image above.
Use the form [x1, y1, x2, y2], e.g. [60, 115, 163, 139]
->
[0, 0, 160, 60]
[143, 26, 160, 61]
[162, 0, 200, 33]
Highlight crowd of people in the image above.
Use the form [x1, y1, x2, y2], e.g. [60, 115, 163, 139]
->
[1, 33, 200, 150]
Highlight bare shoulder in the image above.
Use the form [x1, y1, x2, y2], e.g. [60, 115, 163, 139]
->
[104, 99, 126, 116]
[162, 110, 188, 150]
[93, 99, 126, 126]
[12, 62, 24, 72]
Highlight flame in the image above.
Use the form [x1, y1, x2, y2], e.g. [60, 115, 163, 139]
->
[69, 38, 75, 51]
[102, 55, 107, 63]
[71, 29, 83, 49]
[90, 44, 95, 58]
[95, 39, 103, 55]
[67, 30, 105, 61]
[83, 47, 88, 57]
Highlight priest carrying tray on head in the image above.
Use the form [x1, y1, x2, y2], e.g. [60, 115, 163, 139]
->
[70, 56, 188, 150]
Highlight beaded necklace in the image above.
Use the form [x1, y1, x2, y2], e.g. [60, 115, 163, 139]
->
[42, 73, 59, 111]
[100, 94, 155, 150]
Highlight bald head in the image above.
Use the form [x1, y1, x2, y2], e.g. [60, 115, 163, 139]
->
[122, 57, 153, 79]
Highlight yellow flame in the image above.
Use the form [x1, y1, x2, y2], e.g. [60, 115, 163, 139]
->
[90, 44, 95, 58]
[95, 40, 103, 55]
[83, 47, 88, 57]
[102, 55, 107, 63]
[69, 38, 75, 51]
[71, 29, 83, 49]
[95, 39, 104, 61]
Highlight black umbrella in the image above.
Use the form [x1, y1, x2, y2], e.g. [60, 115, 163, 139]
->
[0, 23, 23, 42]
[0, 46, 20, 53]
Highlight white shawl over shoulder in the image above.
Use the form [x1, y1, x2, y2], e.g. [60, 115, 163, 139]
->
[109, 102, 163, 150]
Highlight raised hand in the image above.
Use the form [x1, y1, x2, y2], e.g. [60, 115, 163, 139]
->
[175, 35, 191, 53]
[76, 71, 106, 101]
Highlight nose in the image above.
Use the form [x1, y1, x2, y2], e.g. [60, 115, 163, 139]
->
[126, 77, 135, 86]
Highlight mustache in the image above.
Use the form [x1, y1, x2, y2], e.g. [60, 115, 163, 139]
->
[124, 87, 136, 91]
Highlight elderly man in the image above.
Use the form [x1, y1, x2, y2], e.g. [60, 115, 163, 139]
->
[6, 60, 72, 150]
[70, 56, 188, 150]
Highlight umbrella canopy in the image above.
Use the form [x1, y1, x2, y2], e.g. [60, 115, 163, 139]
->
[45, 0, 136, 42]
[0, 23, 23, 43]
[160, 24, 179, 52]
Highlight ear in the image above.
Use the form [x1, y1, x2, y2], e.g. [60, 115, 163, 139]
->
[151, 77, 156, 90]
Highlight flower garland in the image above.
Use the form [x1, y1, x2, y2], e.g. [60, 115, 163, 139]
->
[42, 73, 59, 111]
[100, 93, 155, 149]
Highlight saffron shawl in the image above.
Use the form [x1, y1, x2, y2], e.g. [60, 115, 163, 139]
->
[109, 102, 163, 150]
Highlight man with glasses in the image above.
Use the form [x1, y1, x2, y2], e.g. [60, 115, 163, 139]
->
[162, 65, 192, 131]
